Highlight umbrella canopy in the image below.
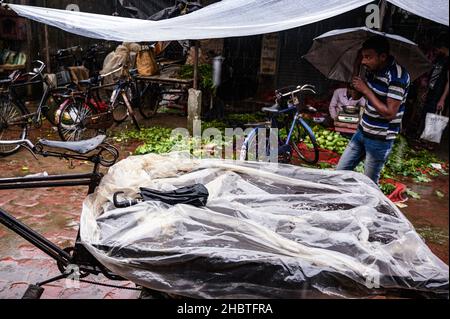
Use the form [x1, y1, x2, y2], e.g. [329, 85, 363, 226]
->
[304, 27, 432, 82]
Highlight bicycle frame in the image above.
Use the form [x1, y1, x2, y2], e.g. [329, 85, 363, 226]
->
[285, 106, 316, 148]
[8, 78, 54, 126]
[0, 140, 125, 298]
[240, 84, 319, 164]
[110, 78, 140, 130]
[241, 106, 305, 161]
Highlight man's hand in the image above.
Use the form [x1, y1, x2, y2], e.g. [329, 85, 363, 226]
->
[437, 99, 445, 112]
[352, 76, 370, 96]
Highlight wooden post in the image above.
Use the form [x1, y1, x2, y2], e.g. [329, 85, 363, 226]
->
[21, 0, 33, 71]
[44, 25, 51, 73]
[43, 0, 51, 73]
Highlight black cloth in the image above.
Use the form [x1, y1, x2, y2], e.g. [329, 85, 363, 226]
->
[148, 0, 202, 21]
[426, 55, 449, 105]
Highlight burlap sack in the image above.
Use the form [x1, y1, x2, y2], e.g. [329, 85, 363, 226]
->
[136, 47, 159, 76]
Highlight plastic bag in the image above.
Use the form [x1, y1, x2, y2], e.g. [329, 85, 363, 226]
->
[100, 45, 131, 86]
[420, 111, 449, 143]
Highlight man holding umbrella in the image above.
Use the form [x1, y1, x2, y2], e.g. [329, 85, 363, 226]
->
[336, 35, 411, 185]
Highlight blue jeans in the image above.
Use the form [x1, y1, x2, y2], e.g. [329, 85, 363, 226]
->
[336, 129, 394, 185]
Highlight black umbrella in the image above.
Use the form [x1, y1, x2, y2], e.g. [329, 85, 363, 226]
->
[304, 27, 432, 82]
[113, 184, 209, 208]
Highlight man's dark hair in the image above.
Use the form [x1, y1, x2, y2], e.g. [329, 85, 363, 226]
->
[362, 35, 390, 55]
[436, 33, 449, 49]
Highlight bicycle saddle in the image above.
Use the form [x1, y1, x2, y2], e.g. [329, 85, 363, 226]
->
[37, 135, 106, 154]
[78, 75, 102, 86]
[261, 104, 295, 114]
[0, 78, 11, 85]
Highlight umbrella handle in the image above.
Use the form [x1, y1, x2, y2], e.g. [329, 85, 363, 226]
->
[113, 191, 139, 208]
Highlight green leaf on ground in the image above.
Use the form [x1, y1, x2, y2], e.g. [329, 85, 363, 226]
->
[406, 189, 421, 200]
[436, 190, 445, 199]
[414, 175, 432, 183]
[416, 226, 449, 245]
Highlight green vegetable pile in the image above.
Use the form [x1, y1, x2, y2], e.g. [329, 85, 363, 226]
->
[114, 125, 234, 158]
[381, 135, 448, 181]
[380, 182, 396, 195]
[113, 116, 449, 186]
[312, 126, 349, 155]
[179, 64, 214, 92]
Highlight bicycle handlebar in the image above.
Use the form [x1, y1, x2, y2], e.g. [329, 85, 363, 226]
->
[0, 139, 35, 150]
[100, 65, 124, 79]
[56, 45, 82, 55]
[278, 84, 317, 98]
[17, 60, 46, 84]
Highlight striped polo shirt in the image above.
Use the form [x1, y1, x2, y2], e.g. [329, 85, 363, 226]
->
[359, 56, 411, 141]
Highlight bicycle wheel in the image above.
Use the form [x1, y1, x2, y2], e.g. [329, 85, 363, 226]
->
[111, 89, 129, 123]
[139, 84, 160, 119]
[290, 119, 319, 164]
[118, 91, 140, 130]
[239, 127, 274, 162]
[0, 97, 28, 156]
[57, 99, 100, 142]
[129, 107, 140, 131]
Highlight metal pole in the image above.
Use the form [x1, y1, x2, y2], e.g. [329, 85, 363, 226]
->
[379, 0, 388, 31]
[193, 41, 199, 90]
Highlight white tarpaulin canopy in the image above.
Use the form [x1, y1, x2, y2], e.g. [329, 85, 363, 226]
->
[5, 0, 449, 43]
[388, 0, 449, 26]
[4, 1, 449, 42]
[4, 0, 373, 41]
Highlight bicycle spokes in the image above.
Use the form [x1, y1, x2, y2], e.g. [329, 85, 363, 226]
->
[0, 99, 28, 155]
[58, 102, 97, 142]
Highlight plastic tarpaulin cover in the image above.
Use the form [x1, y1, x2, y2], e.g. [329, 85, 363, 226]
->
[80, 153, 449, 299]
[6, 0, 449, 44]
[7, 0, 374, 41]
[388, 0, 449, 26]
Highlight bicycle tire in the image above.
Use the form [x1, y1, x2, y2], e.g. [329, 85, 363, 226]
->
[111, 90, 129, 123]
[57, 99, 100, 142]
[0, 97, 28, 156]
[117, 90, 140, 131]
[129, 108, 140, 131]
[290, 119, 319, 164]
[139, 84, 160, 119]
[239, 127, 273, 162]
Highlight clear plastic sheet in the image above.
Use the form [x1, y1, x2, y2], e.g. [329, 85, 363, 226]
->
[80, 153, 449, 299]
[7, 0, 448, 44]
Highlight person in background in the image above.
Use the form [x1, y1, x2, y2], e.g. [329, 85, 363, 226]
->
[417, 33, 449, 149]
[336, 35, 411, 185]
[329, 83, 366, 120]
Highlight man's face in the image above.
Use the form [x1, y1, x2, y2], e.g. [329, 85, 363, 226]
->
[436, 46, 449, 57]
[361, 48, 388, 72]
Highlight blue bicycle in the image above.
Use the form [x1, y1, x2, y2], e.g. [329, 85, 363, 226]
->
[239, 84, 320, 164]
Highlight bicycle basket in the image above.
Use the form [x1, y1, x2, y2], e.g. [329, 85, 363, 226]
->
[56, 71, 72, 86]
